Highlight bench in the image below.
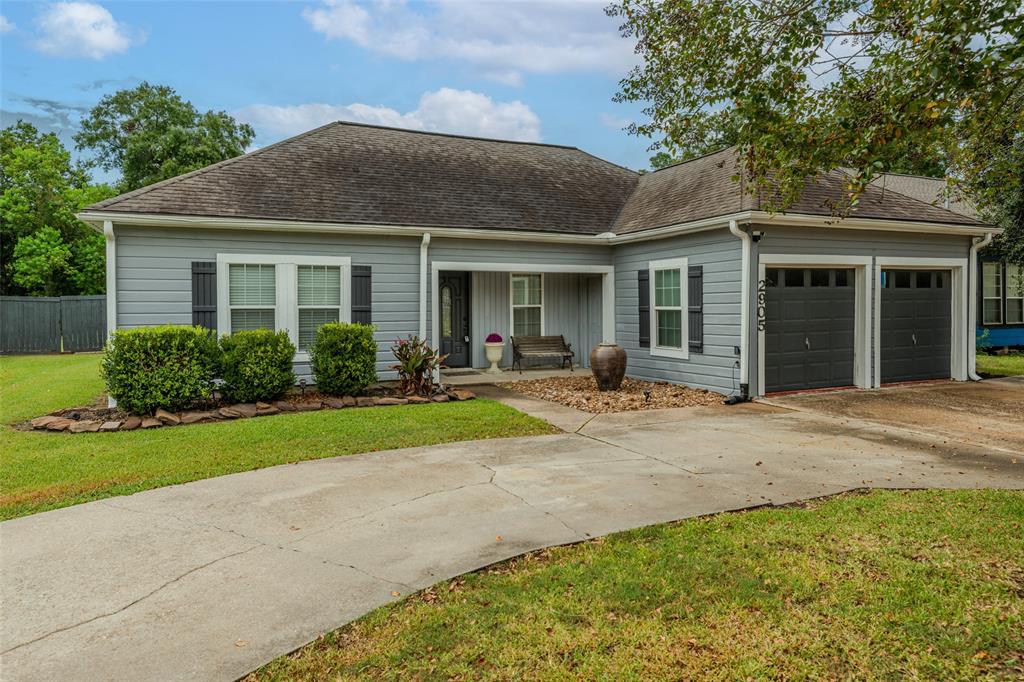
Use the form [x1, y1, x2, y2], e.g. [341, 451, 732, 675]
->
[510, 335, 575, 374]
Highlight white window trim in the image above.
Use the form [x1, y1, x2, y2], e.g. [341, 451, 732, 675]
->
[509, 273, 544, 337]
[217, 253, 352, 362]
[227, 263, 278, 335]
[982, 262, 1004, 325]
[649, 257, 689, 360]
[1006, 263, 1023, 325]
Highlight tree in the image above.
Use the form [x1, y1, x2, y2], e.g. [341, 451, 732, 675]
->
[0, 122, 117, 295]
[75, 82, 255, 192]
[608, 0, 1023, 214]
[12, 227, 73, 296]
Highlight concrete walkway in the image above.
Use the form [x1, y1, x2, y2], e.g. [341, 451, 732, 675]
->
[3, 393, 1022, 681]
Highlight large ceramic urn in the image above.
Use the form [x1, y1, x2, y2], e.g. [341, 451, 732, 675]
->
[590, 343, 627, 391]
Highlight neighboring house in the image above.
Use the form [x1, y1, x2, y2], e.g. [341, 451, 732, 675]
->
[868, 173, 1022, 349]
[77, 123, 998, 398]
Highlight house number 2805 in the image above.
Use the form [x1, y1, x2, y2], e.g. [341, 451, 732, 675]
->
[756, 279, 767, 331]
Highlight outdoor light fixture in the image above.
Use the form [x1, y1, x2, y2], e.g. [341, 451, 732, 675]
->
[298, 378, 307, 396]
[643, 388, 652, 403]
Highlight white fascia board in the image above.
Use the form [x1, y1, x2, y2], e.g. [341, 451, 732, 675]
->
[77, 208, 999, 244]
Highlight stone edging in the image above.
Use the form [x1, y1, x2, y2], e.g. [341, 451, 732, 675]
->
[26, 388, 477, 434]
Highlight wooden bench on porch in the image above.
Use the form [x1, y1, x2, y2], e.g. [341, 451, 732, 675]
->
[510, 335, 575, 374]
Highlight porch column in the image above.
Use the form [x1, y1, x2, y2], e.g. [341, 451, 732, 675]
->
[601, 271, 615, 343]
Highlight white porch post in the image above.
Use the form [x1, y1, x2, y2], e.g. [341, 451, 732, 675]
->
[601, 271, 615, 343]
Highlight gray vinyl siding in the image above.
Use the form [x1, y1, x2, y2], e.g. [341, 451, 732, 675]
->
[752, 226, 972, 395]
[115, 226, 420, 380]
[427, 237, 611, 370]
[614, 228, 743, 395]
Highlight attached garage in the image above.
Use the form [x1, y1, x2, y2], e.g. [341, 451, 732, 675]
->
[879, 269, 952, 383]
[763, 268, 857, 393]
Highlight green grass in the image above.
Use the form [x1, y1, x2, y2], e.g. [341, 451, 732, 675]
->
[977, 352, 1024, 378]
[251, 489, 1024, 681]
[0, 354, 554, 520]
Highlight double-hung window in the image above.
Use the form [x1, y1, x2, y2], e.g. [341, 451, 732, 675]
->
[511, 274, 543, 336]
[229, 264, 277, 333]
[649, 257, 689, 359]
[983, 262, 1003, 325]
[298, 265, 342, 350]
[218, 254, 351, 358]
[1008, 264, 1023, 325]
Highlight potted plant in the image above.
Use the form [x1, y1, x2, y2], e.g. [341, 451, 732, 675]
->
[484, 333, 504, 374]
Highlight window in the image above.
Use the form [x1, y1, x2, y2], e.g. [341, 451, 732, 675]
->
[511, 274, 542, 336]
[297, 265, 342, 350]
[218, 254, 351, 358]
[648, 257, 688, 359]
[983, 262, 1002, 325]
[1008, 264, 1023, 324]
[441, 285, 453, 337]
[229, 264, 276, 333]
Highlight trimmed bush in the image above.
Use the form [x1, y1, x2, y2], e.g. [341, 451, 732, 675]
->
[220, 329, 296, 403]
[102, 325, 221, 415]
[309, 322, 378, 395]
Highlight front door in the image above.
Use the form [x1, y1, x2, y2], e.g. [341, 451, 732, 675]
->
[439, 271, 470, 367]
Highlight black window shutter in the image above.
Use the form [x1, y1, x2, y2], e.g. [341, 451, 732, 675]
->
[191, 261, 217, 331]
[688, 265, 704, 353]
[638, 269, 650, 348]
[352, 265, 372, 325]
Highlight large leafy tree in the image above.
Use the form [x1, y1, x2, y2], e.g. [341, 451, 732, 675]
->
[608, 0, 1023, 216]
[0, 122, 115, 295]
[75, 82, 255, 192]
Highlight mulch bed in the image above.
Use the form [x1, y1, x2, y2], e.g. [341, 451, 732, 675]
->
[506, 375, 725, 413]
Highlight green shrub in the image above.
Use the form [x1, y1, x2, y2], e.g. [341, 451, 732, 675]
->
[220, 329, 296, 403]
[102, 325, 221, 414]
[309, 323, 378, 395]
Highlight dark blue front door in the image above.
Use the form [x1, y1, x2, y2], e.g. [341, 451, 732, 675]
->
[439, 272, 470, 367]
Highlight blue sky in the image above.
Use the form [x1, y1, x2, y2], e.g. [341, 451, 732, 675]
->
[1, 0, 653, 182]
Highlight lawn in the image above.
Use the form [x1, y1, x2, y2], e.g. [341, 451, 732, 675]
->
[251, 489, 1024, 681]
[977, 352, 1024, 378]
[0, 354, 554, 520]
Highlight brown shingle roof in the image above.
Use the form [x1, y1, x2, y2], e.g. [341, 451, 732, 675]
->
[88, 122, 639, 235]
[87, 125, 984, 234]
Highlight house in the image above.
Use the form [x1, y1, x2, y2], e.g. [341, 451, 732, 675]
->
[863, 173, 1022, 350]
[77, 122, 998, 398]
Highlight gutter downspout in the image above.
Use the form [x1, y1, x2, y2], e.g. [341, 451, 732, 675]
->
[968, 232, 994, 381]
[104, 220, 117, 407]
[419, 232, 431, 339]
[728, 219, 751, 400]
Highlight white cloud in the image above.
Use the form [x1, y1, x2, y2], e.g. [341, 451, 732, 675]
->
[301, 0, 636, 85]
[236, 87, 542, 143]
[599, 113, 631, 130]
[0, 15, 15, 33]
[33, 2, 142, 59]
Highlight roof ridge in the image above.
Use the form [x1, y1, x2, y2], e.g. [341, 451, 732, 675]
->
[328, 120, 579, 149]
[644, 145, 736, 174]
[88, 121, 342, 211]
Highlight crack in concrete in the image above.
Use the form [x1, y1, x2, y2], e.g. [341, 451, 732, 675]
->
[1, 545, 260, 656]
[480, 464, 588, 540]
[99, 500, 416, 592]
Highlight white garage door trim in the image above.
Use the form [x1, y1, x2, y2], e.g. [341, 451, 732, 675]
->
[757, 255, 873, 396]
[873, 256, 969, 387]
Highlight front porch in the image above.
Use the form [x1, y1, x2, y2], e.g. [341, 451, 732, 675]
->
[429, 261, 615, 372]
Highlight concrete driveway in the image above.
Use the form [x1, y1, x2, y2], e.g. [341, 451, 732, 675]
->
[2, 388, 1022, 681]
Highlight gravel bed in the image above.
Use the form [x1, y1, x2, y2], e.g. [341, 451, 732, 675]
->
[506, 375, 725, 413]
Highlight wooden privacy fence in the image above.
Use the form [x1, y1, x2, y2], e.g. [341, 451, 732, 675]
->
[0, 296, 107, 354]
